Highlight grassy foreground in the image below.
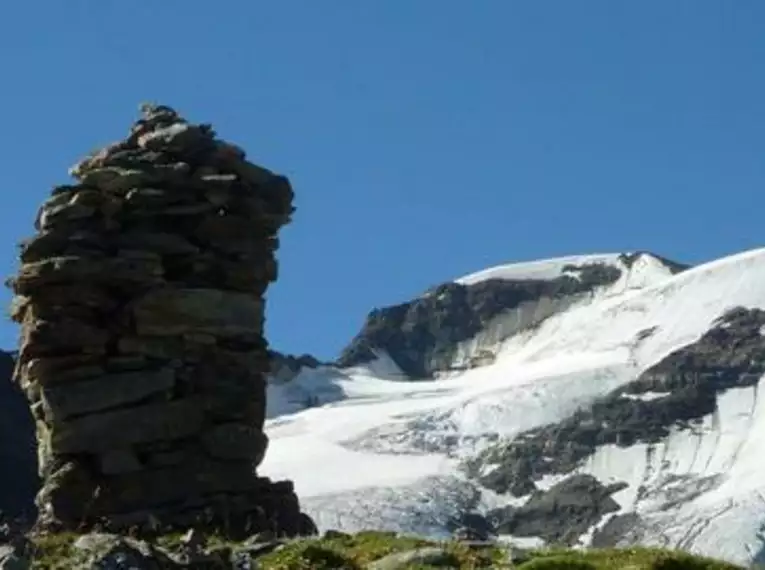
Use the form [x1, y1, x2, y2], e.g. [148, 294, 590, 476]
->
[28, 530, 744, 569]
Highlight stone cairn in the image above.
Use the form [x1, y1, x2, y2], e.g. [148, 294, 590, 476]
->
[6, 104, 315, 538]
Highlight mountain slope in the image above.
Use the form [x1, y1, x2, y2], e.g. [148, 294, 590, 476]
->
[0, 351, 39, 520]
[336, 252, 686, 378]
[262, 248, 765, 566]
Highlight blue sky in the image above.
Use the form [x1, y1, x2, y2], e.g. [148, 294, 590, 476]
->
[0, 2, 763, 360]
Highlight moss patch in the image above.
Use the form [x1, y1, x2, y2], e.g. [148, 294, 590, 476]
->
[25, 532, 81, 570]
[519, 547, 742, 570]
[257, 532, 507, 568]
[25, 530, 745, 569]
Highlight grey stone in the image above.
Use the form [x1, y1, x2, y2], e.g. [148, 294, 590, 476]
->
[131, 288, 263, 338]
[201, 422, 269, 464]
[8, 102, 314, 538]
[137, 122, 211, 153]
[13, 255, 164, 295]
[39, 203, 96, 229]
[449, 512, 494, 542]
[78, 167, 161, 193]
[73, 533, 173, 569]
[99, 449, 142, 475]
[73, 532, 120, 552]
[487, 474, 624, 545]
[116, 231, 200, 255]
[235, 536, 285, 559]
[51, 398, 205, 453]
[41, 368, 175, 420]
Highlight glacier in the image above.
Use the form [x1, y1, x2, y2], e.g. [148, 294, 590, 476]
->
[261, 248, 765, 565]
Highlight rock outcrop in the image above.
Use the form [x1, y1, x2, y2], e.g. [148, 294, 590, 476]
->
[267, 350, 322, 384]
[6, 103, 315, 537]
[336, 262, 626, 378]
[461, 306, 765, 547]
[486, 474, 626, 545]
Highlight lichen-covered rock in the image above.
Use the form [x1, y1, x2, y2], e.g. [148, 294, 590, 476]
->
[6, 103, 312, 538]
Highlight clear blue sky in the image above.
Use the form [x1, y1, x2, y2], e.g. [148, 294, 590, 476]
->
[1, 2, 763, 360]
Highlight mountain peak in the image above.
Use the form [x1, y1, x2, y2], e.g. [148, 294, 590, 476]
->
[262, 246, 765, 565]
[336, 251, 688, 378]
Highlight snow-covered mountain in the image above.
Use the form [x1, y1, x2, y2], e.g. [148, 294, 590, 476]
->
[262, 249, 765, 566]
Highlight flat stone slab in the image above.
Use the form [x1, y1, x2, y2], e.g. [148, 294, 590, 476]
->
[41, 368, 175, 420]
[51, 397, 205, 453]
[131, 288, 263, 338]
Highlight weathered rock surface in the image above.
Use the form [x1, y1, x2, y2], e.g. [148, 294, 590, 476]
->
[5, 103, 313, 538]
[487, 475, 626, 545]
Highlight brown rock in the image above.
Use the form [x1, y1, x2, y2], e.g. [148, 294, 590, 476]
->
[39, 202, 97, 230]
[9, 102, 313, 538]
[99, 449, 143, 475]
[51, 397, 205, 453]
[78, 167, 160, 193]
[137, 122, 212, 153]
[18, 229, 103, 263]
[20, 355, 105, 387]
[87, 459, 264, 515]
[131, 288, 263, 338]
[201, 422, 269, 464]
[69, 141, 132, 178]
[37, 461, 96, 524]
[13, 255, 164, 294]
[41, 368, 176, 421]
[20, 317, 107, 357]
[194, 214, 268, 254]
[116, 231, 200, 255]
[117, 336, 185, 360]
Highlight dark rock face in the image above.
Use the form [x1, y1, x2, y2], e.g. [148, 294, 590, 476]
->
[487, 475, 626, 545]
[468, 306, 765, 497]
[0, 351, 38, 519]
[591, 513, 642, 548]
[337, 262, 623, 378]
[618, 252, 689, 274]
[448, 512, 495, 542]
[268, 350, 322, 383]
[5, 104, 314, 537]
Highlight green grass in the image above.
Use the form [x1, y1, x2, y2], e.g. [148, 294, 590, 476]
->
[25, 530, 746, 570]
[254, 530, 505, 569]
[517, 547, 742, 570]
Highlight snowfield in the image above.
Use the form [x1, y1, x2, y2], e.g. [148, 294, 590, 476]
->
[261, 248, 765, 565]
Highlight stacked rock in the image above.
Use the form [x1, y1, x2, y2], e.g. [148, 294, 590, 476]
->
[7, 104, 314, 537]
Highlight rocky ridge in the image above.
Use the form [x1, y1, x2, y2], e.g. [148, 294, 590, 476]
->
[268, 350, 323, 384]
[5, 103, 315, 537]
[337, 255, 686, 378]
